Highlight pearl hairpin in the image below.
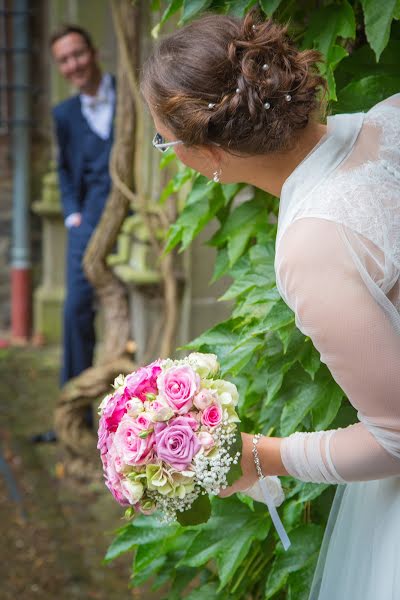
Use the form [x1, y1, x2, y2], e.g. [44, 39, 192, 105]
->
[285, 94, 292, 102]
[236, 88, 240, 93]
[208, 103, 216, 109]
[264, 101, 271, 109]
[262, 64, 269, 71]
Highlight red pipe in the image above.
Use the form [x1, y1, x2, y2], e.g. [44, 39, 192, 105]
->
[11, 268, 31, 341]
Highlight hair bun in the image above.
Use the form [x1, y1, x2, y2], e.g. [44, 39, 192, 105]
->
[142, 9, 326, 154]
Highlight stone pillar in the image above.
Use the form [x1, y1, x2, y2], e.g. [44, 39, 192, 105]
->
[32, 163, 66, 343]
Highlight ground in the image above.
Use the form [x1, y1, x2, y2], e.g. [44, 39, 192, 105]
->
[0, 346, 156, 600]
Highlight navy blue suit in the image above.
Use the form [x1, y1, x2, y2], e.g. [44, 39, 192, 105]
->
[53, 82, 115, 392]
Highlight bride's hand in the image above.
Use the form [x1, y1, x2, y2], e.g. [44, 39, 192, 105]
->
[219, 432, 258, 498]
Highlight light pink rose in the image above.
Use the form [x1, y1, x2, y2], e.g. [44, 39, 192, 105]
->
[97, 414, 109, 454]
[114, 415, 155, 466]
[201, 403, 223, 428]
[103, 440, 129, 506]
[185, 412, 200, 431]
[158, 365, 200, 414]
[193, 389, 215, 411]
[125, 361, 162, 403]
[154, 416, 201, 471]
[197, 431, 215, 451]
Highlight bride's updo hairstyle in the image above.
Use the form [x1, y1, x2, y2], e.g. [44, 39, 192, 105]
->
[142, 9, 326, 155]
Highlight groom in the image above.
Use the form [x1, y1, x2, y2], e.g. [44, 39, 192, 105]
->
[33, 25, 115, 442]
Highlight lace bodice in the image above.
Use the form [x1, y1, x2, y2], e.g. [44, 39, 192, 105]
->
[276, 94, 400, 483]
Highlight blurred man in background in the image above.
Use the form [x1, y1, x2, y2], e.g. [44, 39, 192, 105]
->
[32, 25, 115, 442]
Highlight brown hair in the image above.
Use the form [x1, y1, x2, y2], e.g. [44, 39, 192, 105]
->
[142, 9, 326, 155]
[50, 24, 95, 51]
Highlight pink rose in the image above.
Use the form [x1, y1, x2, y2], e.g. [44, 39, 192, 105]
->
[97, 414, 109, 454]
[201, 403, 222, 428]
[154, 416, 201, 471]
[103, 440, 129, 506]
[125, 361, 162, 402]
[185, 412, 200, 431]
[158, 365, 200, 414]
[193, 389, 216, 411]
[101, 388, 130, 434]
[114, 415, 155, 466]
[197, 431, 215, 452]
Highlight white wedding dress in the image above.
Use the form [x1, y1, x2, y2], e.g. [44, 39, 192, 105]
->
[274, 93, 400, 599]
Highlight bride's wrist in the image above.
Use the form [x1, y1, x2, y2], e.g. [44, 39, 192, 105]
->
[256, 435, 287, 477]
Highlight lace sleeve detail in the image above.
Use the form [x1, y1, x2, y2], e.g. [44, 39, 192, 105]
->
[277, 218, 400, 484]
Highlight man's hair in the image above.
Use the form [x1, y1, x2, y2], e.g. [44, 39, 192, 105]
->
[50, 24, 95, 50]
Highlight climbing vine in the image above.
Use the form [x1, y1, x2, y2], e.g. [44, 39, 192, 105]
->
[106, 1, 400, 598]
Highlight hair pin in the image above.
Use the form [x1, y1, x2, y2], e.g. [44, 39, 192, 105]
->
[236, 87, 240, 93]
[264, 101, 271, 110]
[262, 64, 269, 71]
[285, 94, 292, 102]
[208, 102, 216, 109]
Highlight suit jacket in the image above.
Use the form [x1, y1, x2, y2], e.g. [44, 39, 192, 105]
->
[52, 76, 116, 220]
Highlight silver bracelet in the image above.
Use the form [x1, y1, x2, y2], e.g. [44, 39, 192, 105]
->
[252, 433, 265, 480]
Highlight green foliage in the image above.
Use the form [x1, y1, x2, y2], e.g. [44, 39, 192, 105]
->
[107, 1, 400, 597]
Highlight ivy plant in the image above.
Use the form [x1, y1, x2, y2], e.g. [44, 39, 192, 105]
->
[107, 1, 400, 598]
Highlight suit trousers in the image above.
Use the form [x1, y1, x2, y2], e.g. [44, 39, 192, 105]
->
[62, 223, 96, 425]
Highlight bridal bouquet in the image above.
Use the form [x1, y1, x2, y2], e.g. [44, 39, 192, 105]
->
[97, 353, 243, 525]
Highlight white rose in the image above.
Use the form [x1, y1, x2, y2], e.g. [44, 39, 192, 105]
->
[112, 373, 125, 389]
[121, 479, 144, 504]
[209, 380, 239, 407]
[187, 353, 220, 378]
[126, 398, 144, 418]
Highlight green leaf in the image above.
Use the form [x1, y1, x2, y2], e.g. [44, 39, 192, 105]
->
[258, 300, 294, 333]
[211, 247, 231, 282]
[336, 74, 400, 113]
[296, 482, 330, 503]
[181, 0, 213, 22]
[260, 0, 282, 16]
[311, 371, 344, 431]
[210, 199, 268, 247]
[216, 528, 253, 589]
[302, 1, 355, 57]
[177, 493, 212, 526]
[105, 516, 179, 562]
[280, 377, 320, 436]
[104, 526, 137, 562]
[287, 557, 319, 600]
[186, 583, 221, 599]
[361, 0, 397, 60]
[265, 524, 323, 599]
[227, 0, 258, 17]
[153, 0, 184, 37]
[299, 340, 320, 380]
[132, 555, 167, 587]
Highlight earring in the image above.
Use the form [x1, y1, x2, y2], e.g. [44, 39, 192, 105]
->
[213, 169, 221, 183]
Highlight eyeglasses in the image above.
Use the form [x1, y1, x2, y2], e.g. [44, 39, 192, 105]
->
[152, 132, 183, 153]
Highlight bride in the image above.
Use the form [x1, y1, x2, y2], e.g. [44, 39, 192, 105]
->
[141, 9, 400, 599]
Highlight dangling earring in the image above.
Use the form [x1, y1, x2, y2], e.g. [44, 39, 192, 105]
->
[213, 168, 221, 183]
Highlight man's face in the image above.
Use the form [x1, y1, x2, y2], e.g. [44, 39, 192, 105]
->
[51, 32, 97, 91]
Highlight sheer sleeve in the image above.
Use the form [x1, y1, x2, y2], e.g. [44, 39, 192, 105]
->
[277, 218, 400, 484]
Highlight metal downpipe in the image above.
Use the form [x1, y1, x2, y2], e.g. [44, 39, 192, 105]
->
[11, 0, 31, 341]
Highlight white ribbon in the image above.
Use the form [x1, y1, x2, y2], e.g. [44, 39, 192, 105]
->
[245, 476, 291, 551]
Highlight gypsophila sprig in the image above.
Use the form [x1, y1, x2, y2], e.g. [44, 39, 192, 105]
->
[97, 353, 242, 525]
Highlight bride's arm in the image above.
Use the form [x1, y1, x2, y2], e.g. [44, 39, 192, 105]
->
[273, 218, 400, 483]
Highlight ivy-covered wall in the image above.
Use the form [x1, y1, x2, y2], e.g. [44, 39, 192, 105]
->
[106, 2, 400, 599]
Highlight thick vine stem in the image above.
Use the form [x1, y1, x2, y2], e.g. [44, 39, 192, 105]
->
[111, 0, 180, 359]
